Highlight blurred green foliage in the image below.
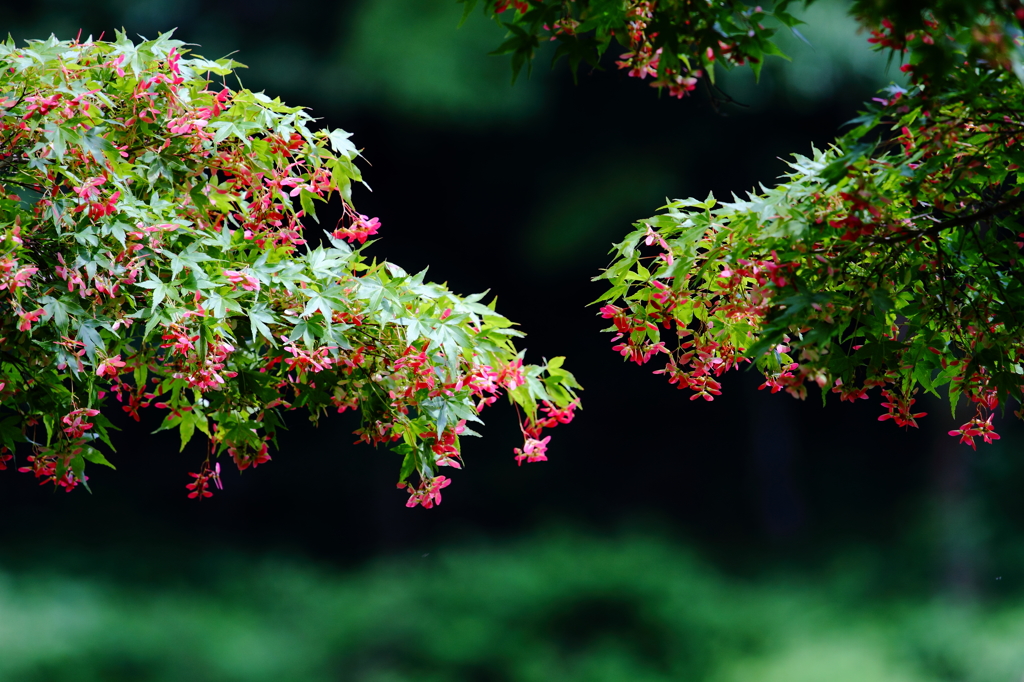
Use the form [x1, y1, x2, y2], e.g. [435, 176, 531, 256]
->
[523, 156, 677, 270]
[331, 0, 546, 121]
[716, 0, 907, 109]
[6, 0, 900, 122]
[7, 0, 548, 124]
[3, 532, 1023, 681]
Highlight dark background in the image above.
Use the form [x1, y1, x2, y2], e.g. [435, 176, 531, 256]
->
[2, 0, 1021, 598]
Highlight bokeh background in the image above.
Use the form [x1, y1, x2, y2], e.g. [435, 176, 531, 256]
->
[3, 0, 1024, 679]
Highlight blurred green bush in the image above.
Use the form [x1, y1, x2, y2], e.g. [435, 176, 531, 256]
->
[2, 532, 1023, 681]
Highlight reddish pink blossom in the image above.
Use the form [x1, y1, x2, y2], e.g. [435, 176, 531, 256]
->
[877, 389, 926, 428]
[160, 325, 199, 354]
[398, 475, 452, 508]
[73, 176, 106, 201]
[644, 225, 669, 249]
[62, 408, 100, 438]
[231, 440, 272, 471]
[22, 93, 62, 118]
[497, 358, 525, 390]
[283, 344, 335, 375]
[423, 421, 466, 469]
[332, 214, 380, 244]
[0, 261, 39, 292]
[17, 308, 45, 332]
[494, 0, 529, 13]
[949, 415, 1000, 450]
[186, 461, 222, 499]
[223, 269, 260, 291]
[514, 435, 551, 466]
[537, 400, 578, 427]
[96, 355, 126, 379]
[186, 472, 214, 498]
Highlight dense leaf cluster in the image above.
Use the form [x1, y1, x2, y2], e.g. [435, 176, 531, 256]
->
[591, 3, 1024, 446]
[0, 33, 579, 502]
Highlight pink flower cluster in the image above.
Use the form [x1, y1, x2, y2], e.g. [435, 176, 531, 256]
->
[398, 475, 451, 509]
[186, 461, 222, 499]
[0, 254, 37, 293]
[161, 324, 238, 391]
[62, 408, 101, 439]
[332, 214, 380, 245]
[611, 1, 702, 98]
[71, 176, 120, 219]
[422, 421, 467, 469]
[515, 400, 578, 466]
[223, 269, 260, 291]
[949, 415, 1000, 449]
[877, 389, 927, 428]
